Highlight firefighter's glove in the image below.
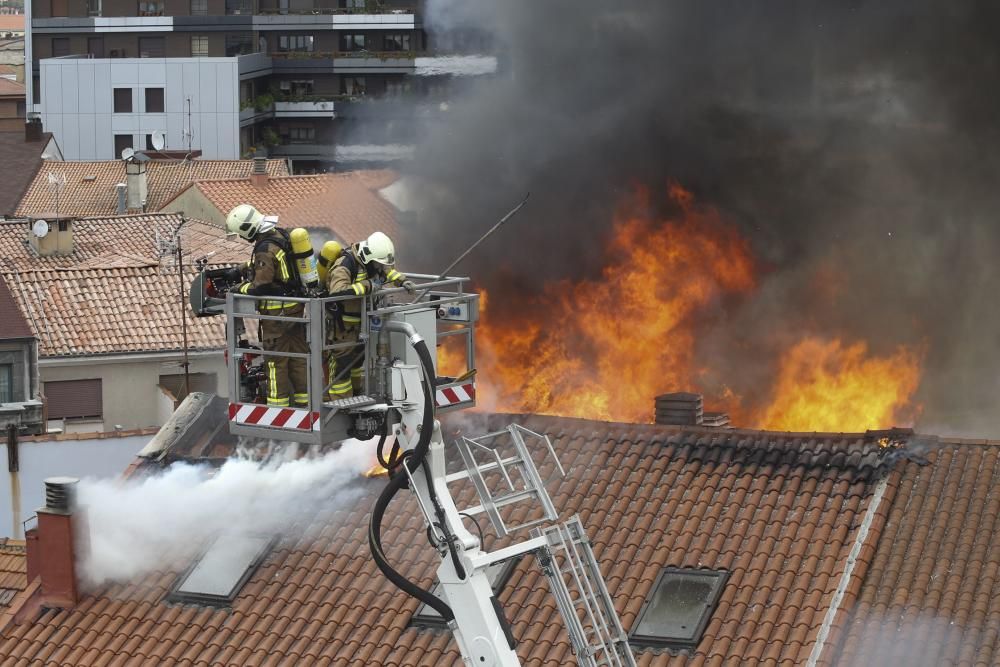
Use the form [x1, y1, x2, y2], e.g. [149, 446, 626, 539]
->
[401, 280, 417, 294]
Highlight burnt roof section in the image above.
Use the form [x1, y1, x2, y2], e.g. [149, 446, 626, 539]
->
[0, 414, 934, 665]
[0, 274, 32, 340]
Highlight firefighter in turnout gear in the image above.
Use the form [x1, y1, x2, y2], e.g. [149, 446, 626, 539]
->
[227, 204, 310, 408]
[325, 231, 415, 398]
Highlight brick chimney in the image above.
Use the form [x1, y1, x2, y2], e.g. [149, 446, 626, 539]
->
[250, 156, 268, 188]
[25, 117, 42, 142]
[25, 476, 83, 608]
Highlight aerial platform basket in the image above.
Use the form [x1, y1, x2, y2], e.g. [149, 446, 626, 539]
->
[223, 273, 480, 445]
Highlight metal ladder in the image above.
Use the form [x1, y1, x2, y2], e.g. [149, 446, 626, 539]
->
[451, 424, 564, 537]
[533, 517, 637, 667]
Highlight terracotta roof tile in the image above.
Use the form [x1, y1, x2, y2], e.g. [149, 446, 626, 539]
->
[831, 440, 1000, 666]
[7, 418, 994, 666]
[174, 172, 402, 245]
[0, 539, 26, 609]
[0, 214, 246, 357]
[15, 160, 289, 218]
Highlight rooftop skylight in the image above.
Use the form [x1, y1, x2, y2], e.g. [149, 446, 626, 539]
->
[166, 533, 273, 606]
[629, 567, 728, 650]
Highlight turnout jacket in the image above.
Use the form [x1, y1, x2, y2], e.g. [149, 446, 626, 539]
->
[235, 229, 302, 313]
[326, 245, 406, 324]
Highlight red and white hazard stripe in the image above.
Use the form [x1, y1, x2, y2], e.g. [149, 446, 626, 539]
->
[435, 382, 476, 409]
[228, 403, 321, 431]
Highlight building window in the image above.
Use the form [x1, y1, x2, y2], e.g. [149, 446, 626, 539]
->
[190, 0, 207, 14]
[87, 36, 104, 58]
[145, 87, 164, 112]
[290, 79, 313, 95]
[384, 33, 410, 52]
[113, 88, 132, 113]
[138, 36, 165, 58]
[0, 364, 12, 403]
[340, 76, 365, 96]
[45, 379, 103, 420]
[114, 134, 133, 158]
[167, 534, 273, 606]
[225, 0, 251, 15]
[343, 0, 364, 8]
[277, 35, 314, 53]
[191, 35, 209, 56]
[51, 38, 70, 58]
[87, 0, 101, 16]
[630, 568, 729, 650]
[138, 0, 164, 15]
[411, 558, 520, 628]
[339, 33, 365, 52]
[225, 33, 254, 57]
[288, 126, 315, 143]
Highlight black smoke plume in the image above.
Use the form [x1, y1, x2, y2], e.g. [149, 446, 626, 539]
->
[385, 1, 1000, 436]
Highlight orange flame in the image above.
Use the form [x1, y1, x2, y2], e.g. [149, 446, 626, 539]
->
[363, 463, 389, 478]
[755, 338, 924, 432]
[473, 184, 755, 422]
[448, 184, 924, 432]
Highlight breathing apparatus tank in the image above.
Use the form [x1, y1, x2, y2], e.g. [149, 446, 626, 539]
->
[316, 240, 343, 285]
[289, 228, 319, 290]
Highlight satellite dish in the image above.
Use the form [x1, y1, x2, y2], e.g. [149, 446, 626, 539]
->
[151, 131, 165, 151]
[121, 147, 135, 161]
[32, 220, 49, 238]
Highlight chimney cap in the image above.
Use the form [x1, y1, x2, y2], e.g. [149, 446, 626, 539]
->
[43, 476, 79, 513]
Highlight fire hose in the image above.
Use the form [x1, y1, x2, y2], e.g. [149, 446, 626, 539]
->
[368, 327, 462, 622]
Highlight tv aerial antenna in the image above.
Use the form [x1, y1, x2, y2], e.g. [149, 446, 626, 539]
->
[46, 171, 66, 220]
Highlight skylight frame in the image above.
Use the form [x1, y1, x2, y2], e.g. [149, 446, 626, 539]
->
[629, 567, 729, 651]
[411, 556, 521, 629]
[166, 533, 275, 607]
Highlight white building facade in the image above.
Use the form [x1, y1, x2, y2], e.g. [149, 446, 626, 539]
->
[40, 56, 239, 160]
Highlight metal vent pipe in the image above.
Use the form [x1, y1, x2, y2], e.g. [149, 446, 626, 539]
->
[44, 476, 79, 512]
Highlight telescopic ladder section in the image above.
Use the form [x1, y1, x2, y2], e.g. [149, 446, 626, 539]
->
[452, 424, 564, 538]
[532, 517, 637, 667]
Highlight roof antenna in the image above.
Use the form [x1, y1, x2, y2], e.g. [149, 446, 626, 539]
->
[410, 192, 529, 304]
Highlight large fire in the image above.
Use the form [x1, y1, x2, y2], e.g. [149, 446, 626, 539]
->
[441, 184, 924, 432]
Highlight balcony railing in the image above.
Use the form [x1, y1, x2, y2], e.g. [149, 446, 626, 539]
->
[257, 6, 414, 15]
[269, 50, 415, 60]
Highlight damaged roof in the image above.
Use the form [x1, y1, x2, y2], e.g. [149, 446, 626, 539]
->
[15, 160, 290, 218]
[2, 414, 991, 665]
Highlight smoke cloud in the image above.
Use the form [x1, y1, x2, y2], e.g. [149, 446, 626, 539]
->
[363, 1, 1000, 436]
[76, 440, 376, 587]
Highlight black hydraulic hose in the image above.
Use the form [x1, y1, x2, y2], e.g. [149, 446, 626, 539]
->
[368, 337, 456, 621]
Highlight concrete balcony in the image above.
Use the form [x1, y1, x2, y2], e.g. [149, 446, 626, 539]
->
[253, 12, 415, 30]
[274, 100, 336, 118]
[240, 105, 274, 126]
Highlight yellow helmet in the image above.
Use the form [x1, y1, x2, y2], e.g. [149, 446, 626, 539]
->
[225, 204, 274, 240]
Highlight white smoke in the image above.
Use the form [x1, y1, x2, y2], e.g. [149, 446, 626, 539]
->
[76, 439, 378, 587]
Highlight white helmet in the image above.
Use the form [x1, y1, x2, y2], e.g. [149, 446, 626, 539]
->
[225, 204, 275, 240]
[357, 231, 395, 266]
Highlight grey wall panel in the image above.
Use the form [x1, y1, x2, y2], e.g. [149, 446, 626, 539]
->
[76, 61, 97, 114]
[77, 113, 96, 159]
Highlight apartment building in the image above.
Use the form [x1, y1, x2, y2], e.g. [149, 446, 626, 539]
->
[25, 0, 487, 169]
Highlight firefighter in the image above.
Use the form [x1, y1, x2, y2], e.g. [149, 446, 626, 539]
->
[226, 204, 309, 408]
[325, 231, 415, 398]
